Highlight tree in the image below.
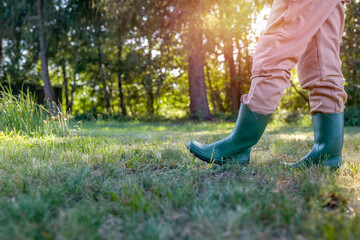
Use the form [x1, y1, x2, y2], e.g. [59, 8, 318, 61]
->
[0, 0, 33, 82]
[37, 0, 55, 104]
[341, 0, 360, 107]
[99, 0, 137, 116]
[7, 0, 347, 120]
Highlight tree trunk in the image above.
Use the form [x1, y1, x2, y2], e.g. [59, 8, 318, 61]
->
[117, 43, 126, 116]
[244, 38, 252, 76]
[98, 45, 111, 115]
[214, 85, 225, 112]
[187, 23, 211, 120]
[0, 37, 2, 74]
[37, 0, 54, 106]
[205, 63, 217, 113]
[236, 39, 243, 96]
[224, 40, 240, 112]
[61, 57, 70, 112]
[147, 89, 155, 115]
[69, 71, 76, 113]
[118, 72, 126, 116]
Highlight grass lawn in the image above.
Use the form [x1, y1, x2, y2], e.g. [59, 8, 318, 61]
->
[1, 120, 360, 239]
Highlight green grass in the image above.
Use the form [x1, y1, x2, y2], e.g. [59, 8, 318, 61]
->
[0, 120, 360, 239]
[0, 87, 72, 137]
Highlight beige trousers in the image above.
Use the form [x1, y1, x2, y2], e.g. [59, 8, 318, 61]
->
[241, 0, 349, 114]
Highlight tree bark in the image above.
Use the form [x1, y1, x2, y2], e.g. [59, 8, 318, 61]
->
[37, 0, 54, 106]
[214, 85, 225, 113]
[98, 44, 111, 115]
[244, 38, 252, 76]
[146, 89, 155, 115]
[187, 23, 211, 120]
[224, 40, 240, 112]
[61, 57, 70, 112]
[0, 37, 2, 75]
[205, 63, 217, 113]
[117, 43, 126, 116]
[236, 39, 243, 96]
[69, 71, 76, 113]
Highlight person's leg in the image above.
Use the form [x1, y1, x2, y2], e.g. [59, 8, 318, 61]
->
[298, 3, 347, 114]
[287, 2, 347, 168]
[241, 0, 343, 114]
[187, 0, 343, 165]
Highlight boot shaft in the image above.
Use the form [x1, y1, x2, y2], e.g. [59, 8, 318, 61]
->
[231, 104, 272, 146]
[312, 112, 344, 155]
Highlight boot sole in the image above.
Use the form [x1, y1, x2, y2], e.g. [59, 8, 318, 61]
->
[187, 144, 250, 166]
[284, 155, 342, 169]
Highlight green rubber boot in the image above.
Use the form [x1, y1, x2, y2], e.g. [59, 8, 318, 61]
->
[286, 112, 344, 168]
[186, 104, 272, 165]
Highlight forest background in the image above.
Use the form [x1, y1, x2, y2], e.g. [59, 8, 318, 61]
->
[0, 0, 359, 124]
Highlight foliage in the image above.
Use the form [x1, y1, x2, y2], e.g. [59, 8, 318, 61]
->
[275, 68, 311, 124]
[0, 0, 358, 120]
[0, 0, 273, 118]
[0, 86, 73, 136]
[344, 106, 360, 127]
[341, 0, 360, 107]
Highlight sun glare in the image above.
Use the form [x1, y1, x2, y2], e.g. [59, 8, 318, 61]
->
[252, 7, 272, 36]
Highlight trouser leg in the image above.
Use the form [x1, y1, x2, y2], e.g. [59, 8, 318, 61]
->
[297, 2, 347, 114]
[241, 0, 344, 114]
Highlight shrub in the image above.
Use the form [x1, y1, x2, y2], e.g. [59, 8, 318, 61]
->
[344, 106, 360, 127]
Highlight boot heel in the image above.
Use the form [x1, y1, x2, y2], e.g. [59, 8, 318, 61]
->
[325, 156, 342, 168]
[221, 148, 251, 165]
[234, 148, 251, 164]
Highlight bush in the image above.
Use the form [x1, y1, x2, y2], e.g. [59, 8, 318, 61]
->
[344, 106, 360, 127]
[0, 86, 73, 137]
